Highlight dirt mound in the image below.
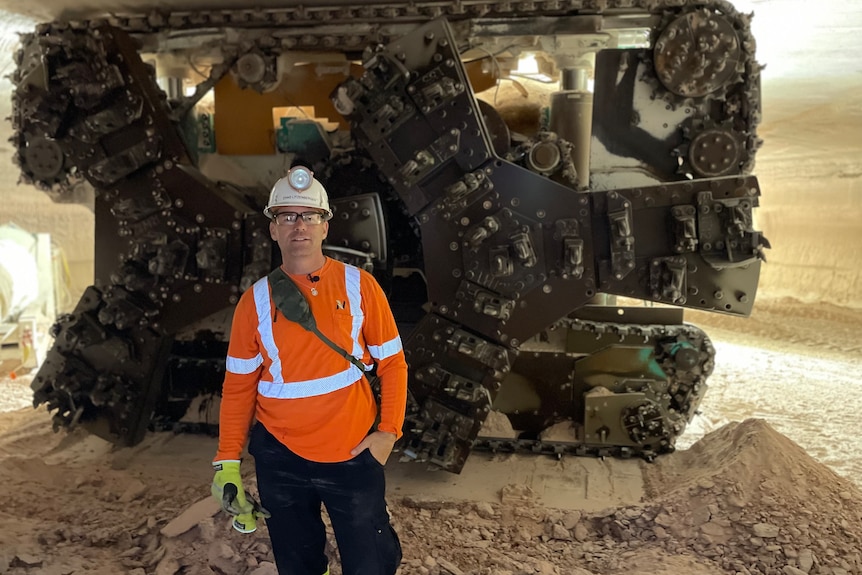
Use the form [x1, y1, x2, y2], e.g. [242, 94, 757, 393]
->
[646, 417, 859, 500]
[638, 419, 862, 574]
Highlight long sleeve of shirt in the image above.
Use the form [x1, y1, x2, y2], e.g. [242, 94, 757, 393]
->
[215, 292, 263, 461]
[359, 270, 408, 439]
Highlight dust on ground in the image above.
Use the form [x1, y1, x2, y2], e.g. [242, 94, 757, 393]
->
[1, 298, 861, 575]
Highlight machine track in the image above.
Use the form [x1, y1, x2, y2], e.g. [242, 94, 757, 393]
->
[474, 316, 714, 462]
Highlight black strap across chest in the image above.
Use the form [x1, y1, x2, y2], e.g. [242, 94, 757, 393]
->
[267, 267, 367, 373]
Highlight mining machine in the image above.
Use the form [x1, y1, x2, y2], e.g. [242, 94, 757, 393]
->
[13, 0, 768, 472]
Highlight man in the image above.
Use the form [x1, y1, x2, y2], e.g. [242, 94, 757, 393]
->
[211, 165, 408, 575]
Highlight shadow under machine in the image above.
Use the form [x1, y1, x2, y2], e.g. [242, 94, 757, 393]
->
[14, 0, 768, 472]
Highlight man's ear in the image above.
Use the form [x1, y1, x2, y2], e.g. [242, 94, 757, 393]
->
[269, 220, 278, 241]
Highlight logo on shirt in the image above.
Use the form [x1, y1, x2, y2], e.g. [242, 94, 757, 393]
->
[336, 300, 346, 310]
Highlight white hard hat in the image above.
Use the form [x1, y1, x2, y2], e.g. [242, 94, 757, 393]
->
[264, 166, 332, 219]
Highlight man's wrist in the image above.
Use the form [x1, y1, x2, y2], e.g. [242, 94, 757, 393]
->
[376, 425, 400, 438]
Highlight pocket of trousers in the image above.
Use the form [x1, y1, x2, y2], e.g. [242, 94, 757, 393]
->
[361, 448, 385, 468]
[374, 521, 402, 575]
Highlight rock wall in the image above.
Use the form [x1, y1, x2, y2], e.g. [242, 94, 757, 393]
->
[754, 77, 862, 309]
[0, 12, 94, 308]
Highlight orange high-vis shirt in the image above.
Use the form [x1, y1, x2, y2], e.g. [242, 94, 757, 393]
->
[215, 258, 408, 463]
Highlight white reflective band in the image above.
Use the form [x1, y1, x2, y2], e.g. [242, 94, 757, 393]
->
[226, 353, 263, 374]
[368, 335, 403, 360]
[253, 278, 284, 384]
[258, 365, 365, 399]
[344, 265, 365, 361]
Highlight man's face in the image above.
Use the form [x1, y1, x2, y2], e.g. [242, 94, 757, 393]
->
[269, 206, 330, 262]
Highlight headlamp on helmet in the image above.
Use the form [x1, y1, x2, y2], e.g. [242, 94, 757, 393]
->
[287, 166, 312, 191]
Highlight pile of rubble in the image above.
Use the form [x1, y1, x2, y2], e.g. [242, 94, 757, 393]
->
[3, 408, 858, 575]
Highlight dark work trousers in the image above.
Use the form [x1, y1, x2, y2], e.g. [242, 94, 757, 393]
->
[248, 422, 402, 575]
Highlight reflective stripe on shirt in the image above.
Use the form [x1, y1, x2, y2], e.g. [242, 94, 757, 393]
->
[368, 335, 403, 360]
[345, 266, 365, 361]
[254, 277, 285, 384]
[226, 353, 263, 374]
[258, 364, 365, 398]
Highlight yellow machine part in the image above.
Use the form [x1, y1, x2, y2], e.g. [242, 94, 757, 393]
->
[213, 60, 498, 155]
[213, 62, 360, 155]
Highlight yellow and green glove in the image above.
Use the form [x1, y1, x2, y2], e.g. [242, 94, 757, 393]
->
[211, 460, 270, 533]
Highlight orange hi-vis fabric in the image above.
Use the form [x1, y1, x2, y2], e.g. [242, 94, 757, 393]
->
[215, 258, 408, 463]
